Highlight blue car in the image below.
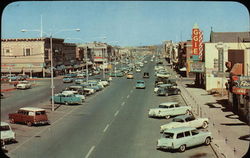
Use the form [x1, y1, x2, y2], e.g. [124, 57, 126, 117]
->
[135, 80, 146, 89]
[63, 77, 73, 83]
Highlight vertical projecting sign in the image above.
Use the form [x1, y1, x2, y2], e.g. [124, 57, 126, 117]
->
[191, 23, 203, 61]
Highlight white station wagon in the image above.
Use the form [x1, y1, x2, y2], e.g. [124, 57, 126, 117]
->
[148, 102, 192, 119]
[160, 115, 209, 132]
[16, 81, 31, 90]
[157, 127, 212, 152]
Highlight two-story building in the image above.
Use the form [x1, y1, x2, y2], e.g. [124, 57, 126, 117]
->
[1, 38, 77, 77]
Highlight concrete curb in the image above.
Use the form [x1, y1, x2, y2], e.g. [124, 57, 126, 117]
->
[1, 88, 16, 92]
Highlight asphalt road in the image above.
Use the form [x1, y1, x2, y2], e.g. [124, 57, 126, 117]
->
[3, 59, 217, 158]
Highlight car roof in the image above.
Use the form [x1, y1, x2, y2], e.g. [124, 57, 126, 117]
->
[1, 122, 10, 126]
[164, 127, 196, 133]
[137, 80, 144, 82]
[159, 102, 179, 106]
[19, 107, 46, 112]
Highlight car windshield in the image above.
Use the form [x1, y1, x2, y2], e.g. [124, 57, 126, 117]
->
[137, 81, 144, 84]
[173, 118, 184, 122]
[35, 111, 46, 115]
[162, 132, 174, 139]
[0, 125, 10, 131]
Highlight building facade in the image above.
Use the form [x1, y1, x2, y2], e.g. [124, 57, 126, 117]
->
[1, 38, 78, 77]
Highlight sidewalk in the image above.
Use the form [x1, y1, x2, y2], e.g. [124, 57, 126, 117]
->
[178, 79, 249, 158]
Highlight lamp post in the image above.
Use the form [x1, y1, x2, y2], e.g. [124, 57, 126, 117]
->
[22, 28, 80, 111]
[102, 37, 107, 79]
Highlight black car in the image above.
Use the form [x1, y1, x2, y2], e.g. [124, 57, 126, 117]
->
[157, 86, 181, 96]
[143, 72, 149, 78]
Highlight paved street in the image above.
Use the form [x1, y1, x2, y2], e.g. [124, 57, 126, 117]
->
[2, 60, 217, 158]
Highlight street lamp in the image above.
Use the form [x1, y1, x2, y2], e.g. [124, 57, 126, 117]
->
[102, 37, 107, 79]
[21, 28, 80, 111]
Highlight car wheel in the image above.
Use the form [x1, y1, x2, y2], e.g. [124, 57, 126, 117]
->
[165, 115, 170, 119]
[177, 90, 181, 95]
[204, 137, 211, 145]
[179, 144, 186, 152]
[202, 121, 208, 129]
[27, 122, 32, 127]
[10, 118, 15, 124]
[65, 102, 68, 105]
[165, 93, 168, 96]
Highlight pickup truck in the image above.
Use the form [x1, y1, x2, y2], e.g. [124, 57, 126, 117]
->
[52, 93, 82, 105]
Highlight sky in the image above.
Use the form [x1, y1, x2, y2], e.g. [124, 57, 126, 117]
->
[1, 1, 249, 46]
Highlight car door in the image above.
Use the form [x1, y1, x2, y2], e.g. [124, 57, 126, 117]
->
[190, 129, 201, 146]
[173, 104, 183, 115]
[184, 131, 193, 147]
[187, 116, 200, 128]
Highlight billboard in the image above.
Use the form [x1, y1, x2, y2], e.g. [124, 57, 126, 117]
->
[189, 61, 205, 72]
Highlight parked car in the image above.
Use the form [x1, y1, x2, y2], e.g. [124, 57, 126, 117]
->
[148, 102, 192, 119]
[160, 115, 209, 132]
[61, 91, 85, 102]
[63, 77, 74, 83]
[16, 81, 32, 90]
[135, 80, 146, 89]
[65, 73, 77, 78]
[99, 79, 109, 86]
[154, 83, 173, 93]
[143, 72, 149, 78]
[1, 122, 16, 143]
[75, 78, 85, 84]
[52, 93, 82, 105]
[127, 72, 134, 79]
[156, 72, 171, 78]
[9, 107, 49, 126]
[157, 86, 181, 96]
[66, 85, 85, 95]
[156, 127, 212, 152]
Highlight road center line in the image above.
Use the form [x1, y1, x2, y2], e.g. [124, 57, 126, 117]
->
[85, 146, 95, 158]
[121, 102, 125, 106]
[130, 90, 133, 93]
[127, 95, 130, 98]
[103, 124, 110, 133]
[114, 110, 119, 117]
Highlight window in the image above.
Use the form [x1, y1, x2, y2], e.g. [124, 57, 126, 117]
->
[177, 132, 184, 139]
[163, 132, 174, 139]
[23, 48, 31, 56]
[184, 131, 191, 137]
[191, 130, 199, 136]
[186, 116, 195, 122]
[0, 125, 10, 131]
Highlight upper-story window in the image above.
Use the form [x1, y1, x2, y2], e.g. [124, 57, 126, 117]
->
[2, 48, 11, 56]
[23, 48, 31, 56]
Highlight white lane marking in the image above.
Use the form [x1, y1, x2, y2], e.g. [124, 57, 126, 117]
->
[114, 110, 119, 117]
[127, 95, 130, 98]
[85, 146, 95, 158]
[130, 90, 133, 93]
[121, 102, 125, 106]
[103, 124, 110, 133]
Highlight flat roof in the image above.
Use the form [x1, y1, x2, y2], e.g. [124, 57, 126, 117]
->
[164, 127, 196, 133]
[19, 107, 46, 112]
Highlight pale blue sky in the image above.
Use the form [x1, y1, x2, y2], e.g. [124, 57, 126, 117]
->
[2, 1, 249, 46]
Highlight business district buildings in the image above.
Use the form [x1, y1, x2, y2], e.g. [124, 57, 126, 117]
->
[163, 28, 250, 124]
[1, 38, 125, 77]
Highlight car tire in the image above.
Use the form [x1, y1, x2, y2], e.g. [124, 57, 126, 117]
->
[179, 144, 186, 152]
[202, 121, 208, 129]
[177, 90, 181, 95]
[204, 137, 211, 145]
[165, 115, 170, 119]
[10, 118, 15, 124]
[27, 122, 32, 127]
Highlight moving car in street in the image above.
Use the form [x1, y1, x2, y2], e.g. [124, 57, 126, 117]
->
[127, 72, 134, 79]
[148, 102, 192, 119]
[1, 122, 16, 144]
[9, 107, 49, 126]
[16, 81, 32, 90]
[135, 80, 146, 89]
[156, 127, 212, 152]
[143, 72, 149, 78]
[135, 68, 141, 72]
[160, 114, 209, 132]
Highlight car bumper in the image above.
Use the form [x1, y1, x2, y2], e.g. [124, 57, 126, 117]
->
[156, 145, 173, 150]
[34, 121, 49, 125]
